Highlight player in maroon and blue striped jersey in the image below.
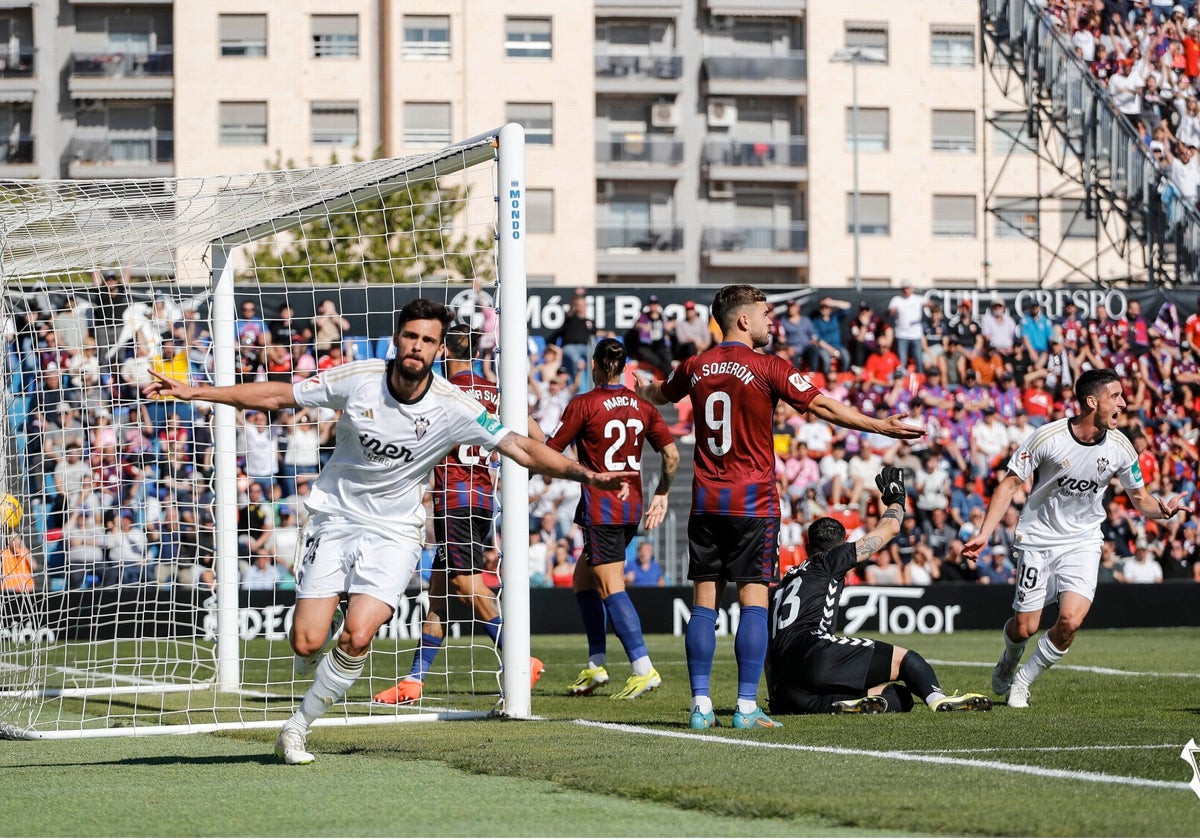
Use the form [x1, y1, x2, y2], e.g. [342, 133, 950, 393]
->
[548, 338, 680, 700]
[374, 324, 543, 705]
[637, 284, 923, 730]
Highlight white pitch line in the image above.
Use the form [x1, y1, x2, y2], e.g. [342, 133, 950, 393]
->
[910, 743, 1180, 754]
[928, 659, 1200, 679]
[571, 719, 1190, 792]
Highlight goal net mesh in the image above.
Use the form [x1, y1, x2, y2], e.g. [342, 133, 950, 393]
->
[0, 127, 527, 738]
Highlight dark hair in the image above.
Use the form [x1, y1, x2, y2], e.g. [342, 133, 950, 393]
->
[396, 298, 454, 340]
[443, 322, 476, 362]
[711, 284, 766, 334]
[806, 516, 847, 556]
[592, 337, 626, 383]
[1074, 368, 1120, 408]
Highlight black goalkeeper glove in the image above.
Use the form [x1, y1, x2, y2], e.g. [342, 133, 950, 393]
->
[875, 467, 906, 508]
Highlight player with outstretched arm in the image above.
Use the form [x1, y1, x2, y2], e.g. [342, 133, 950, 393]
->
[636, 284, 923, 729]
[373, 323, 544, 706]
[767, 467, 991, 715]
[144, 298, 633, 764]
[547, 337, 680, 700]
[964, 368, 1191, 708]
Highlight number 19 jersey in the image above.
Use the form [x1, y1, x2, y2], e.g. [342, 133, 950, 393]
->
[661, 342, 820, 518]
[547, 384, 674, 525]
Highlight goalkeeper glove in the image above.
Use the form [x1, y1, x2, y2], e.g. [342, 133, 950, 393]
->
[876, 467, 906, 508]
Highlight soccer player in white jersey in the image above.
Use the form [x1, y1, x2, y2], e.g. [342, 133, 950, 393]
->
[963, 368, 1190, 708]
[144, 298, 633, 764]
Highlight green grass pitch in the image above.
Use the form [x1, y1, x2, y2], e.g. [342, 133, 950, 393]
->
[2, 628, 1197, 837]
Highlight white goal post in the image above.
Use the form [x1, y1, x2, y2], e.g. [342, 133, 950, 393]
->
[0, 124, 532, 738]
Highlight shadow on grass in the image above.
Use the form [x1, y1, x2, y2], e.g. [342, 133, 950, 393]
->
[22, 753, 277, 769]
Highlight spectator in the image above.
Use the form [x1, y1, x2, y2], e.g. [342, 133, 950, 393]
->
[1020, 301, 1054, 365]
[624, 540, 665, 587]
[887, 279, 926, 373]
[978, 545, 1016, 585]
[774, 299, 817, 369]
[243, 549, 285, 590]
[906, 544, 941, 585]
[626, 295, 674, 378]
[549, 539, 576, 588]
[311, 298, 349, 356]
[1097, 540, 1126, 584]
[550, 294, 595, 388]
[104, 510, 148, 586]
[674, 299, 715, 363]
[1123, 543, 1165, 582]
[847, 301, 887, 371]
[810, 296, 851, 375]
[0, 534, 34, 592]
[980, 299, 1019, 360]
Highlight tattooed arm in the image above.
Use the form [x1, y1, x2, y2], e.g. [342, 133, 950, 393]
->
[855, 501, 905, 562]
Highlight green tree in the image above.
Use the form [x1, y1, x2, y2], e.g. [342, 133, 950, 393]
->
[242, 153, 495, 285]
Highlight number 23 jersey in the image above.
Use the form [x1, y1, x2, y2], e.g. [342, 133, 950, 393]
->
[661, 342, 819, 517]
[547, 383, 674, 525]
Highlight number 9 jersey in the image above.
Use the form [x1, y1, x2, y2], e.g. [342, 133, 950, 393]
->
[547, 383, 674, 525]
[660, 343, 819, 517]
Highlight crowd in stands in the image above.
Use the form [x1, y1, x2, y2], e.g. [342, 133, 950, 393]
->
[1052, 0, 1200, 214]
[3, 273, 1199, 596]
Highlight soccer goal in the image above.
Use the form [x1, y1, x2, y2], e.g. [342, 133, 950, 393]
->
[0, 124, 534, 739]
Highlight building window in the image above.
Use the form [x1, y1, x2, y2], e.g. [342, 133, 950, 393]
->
[506, 18, 551, 59]
[311, 15, 358, 59]
[507, 102, 553, 145]
[932, 195, 977, 237]
[219, 102, 267, 146]
[527, 189, 553, 233]
[931, 110, 976, 152]
[845, 24, 888, 63]
[219, 14, 266, 57]
[1061, 198, 1096, 239]
[403, 15, 450, 60]
[403, 102, 451, 145]
[846, 193, 890, 236]
[845, 107, 888, 152]
[931, 27, 974, 68]
[311, 102, 359, 146]
[996, 197, 1039, 238]
[993, 112, 1035, 154]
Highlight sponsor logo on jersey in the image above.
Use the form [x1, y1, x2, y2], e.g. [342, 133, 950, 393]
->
[476, 411, 503, 435]
[300, 374, 322, 392]
[358, 433, 414, 464]
[1131, 461, 1144, 484]
[414, 415, 430, 440]
[1057, 476, 1101, 494]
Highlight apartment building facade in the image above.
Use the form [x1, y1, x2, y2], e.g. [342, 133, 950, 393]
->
[0, 0, 1127, 290]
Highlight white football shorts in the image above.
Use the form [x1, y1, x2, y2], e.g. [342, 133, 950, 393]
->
[293, 512, 422, 611]
[1010, 540, 1101, 614]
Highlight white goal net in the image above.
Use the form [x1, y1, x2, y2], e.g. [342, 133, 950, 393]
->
[0, 124, 532, 738]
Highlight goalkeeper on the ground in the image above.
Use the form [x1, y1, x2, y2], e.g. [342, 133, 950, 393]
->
[766, 467, 993, 715]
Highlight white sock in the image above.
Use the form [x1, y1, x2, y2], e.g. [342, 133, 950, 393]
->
[692, 695, 713, 715]
[736, 698, 758, 714]
[587, 655, 606, 669]
[630, 655, 652, 677]
[1016, 633, 1066, 686]
[925, 691, 946, 706]
[292, 646, 365, 729]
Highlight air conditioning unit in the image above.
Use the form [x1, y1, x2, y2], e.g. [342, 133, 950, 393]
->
[650, 102, 678, 128]
[709, 180, 735, 199]
[707, 98, 738, 127]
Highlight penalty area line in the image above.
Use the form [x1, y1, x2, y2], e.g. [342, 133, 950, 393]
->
[570, 720, 1190, 792]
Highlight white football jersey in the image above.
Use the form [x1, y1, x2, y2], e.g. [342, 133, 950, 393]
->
[1007, 417, 1142, 548]
[293, 360, 510, 538]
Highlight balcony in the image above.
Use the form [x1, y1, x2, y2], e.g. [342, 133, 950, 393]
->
[67, 131, 173, 178]
[68, 49, 173, 99]
[705, 0, 806, 14]
[595, 54, 683, 94]
[703, 54, 806, 96]
[0, 134, 35, 177]
[703, 136, 807, 181]
[596, 224, 685, 275]
[596, 134, 684, 179]
[703, 223, 808, 268]
[594, 0, 682, 16]
[0, 48, 35, 104]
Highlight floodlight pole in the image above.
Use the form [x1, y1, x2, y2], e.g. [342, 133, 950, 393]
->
[832, 47, 885, 294]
